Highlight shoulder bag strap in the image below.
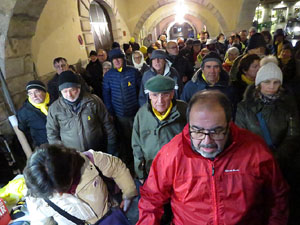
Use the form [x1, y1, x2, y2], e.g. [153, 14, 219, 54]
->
[44, 198, 88, 225]
[256, 112, 274, 148]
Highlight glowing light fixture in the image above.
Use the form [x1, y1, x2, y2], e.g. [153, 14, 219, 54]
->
[174, 0, 187, 24]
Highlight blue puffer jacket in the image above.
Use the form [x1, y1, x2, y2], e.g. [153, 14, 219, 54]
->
[180, 69, 235, 103]
[17, 100, 48, 146]
[103, 64, 141, 117]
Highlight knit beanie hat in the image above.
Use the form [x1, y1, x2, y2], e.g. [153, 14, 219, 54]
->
[255, 55, 283, 86]
[145, 75, 175, 93]
[150, 49, 167, 60]
[112, 41, 120, 49]
[123, 43, 130, 53]
[247, 33, 266, 51]
[26, 80, 46, 92]
[201, 51, 222, 69]
[89, 50, 97, 57]
[58, 71, 80, 91]
[109, 48, 125, 61]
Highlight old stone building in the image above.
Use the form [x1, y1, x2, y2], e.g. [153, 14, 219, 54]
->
[0, 0, 261, 135]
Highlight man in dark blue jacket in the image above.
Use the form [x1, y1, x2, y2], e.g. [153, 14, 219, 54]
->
[103, 48, 141, 169]
[17, 80, 49, 147]
[181, 52, 235, 104]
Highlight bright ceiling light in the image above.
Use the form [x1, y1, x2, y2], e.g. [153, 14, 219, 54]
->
[175, 0, 187, 24]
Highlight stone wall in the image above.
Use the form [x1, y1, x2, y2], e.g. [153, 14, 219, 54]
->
[0, 0, 47, 135]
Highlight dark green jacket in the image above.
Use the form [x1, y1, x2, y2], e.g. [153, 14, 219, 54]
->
[132, 100, 187, 179]
[235, 85, 300, 168]
[47, 93, 116, 152]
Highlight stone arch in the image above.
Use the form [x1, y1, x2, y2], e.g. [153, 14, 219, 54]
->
[133, 0, 228, 39]
[147, 11, 210, 38]
[236, 0, 260, 31]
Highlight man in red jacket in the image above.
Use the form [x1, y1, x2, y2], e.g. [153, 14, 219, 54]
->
[137, 90, 289, 225]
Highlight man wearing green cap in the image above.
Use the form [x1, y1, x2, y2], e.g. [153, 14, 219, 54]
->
[132, 75, 187, 183]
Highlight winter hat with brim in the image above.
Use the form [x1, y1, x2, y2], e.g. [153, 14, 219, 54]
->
[26, 80, 46, 92]
[109, 48, 125, 61]
[145, 75, 175, 93]
[255, 55, 283, 86]
[201, 51, 222, 69]
[247, 33, 266, 51]
[150, 49, 167, 60]
[58, 71, 81, 91]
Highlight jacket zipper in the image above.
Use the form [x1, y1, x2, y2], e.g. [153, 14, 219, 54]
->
[211, 163, 219, 225]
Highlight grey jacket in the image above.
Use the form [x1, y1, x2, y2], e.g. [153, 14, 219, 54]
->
[47, 93, 116, 152]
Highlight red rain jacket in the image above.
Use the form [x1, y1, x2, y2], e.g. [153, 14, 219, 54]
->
[137, 123, 289, 225]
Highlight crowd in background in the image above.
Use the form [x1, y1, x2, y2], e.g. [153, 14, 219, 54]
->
[15, 25, 300, 225]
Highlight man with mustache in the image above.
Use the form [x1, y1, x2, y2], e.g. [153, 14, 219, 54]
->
[137, 90, 289, 225]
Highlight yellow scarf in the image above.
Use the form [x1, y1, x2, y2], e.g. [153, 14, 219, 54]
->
[28, 92, 50, 116]
[202, 72, 219, 87]
[224, 58, 234, 66]
[276, 42, 283, 57]
[117, 67, 123, 72]
[152, 101, 173, 121]
[241, 74, 254, 85]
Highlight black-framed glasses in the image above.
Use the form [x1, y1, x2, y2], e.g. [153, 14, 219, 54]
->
[189, 124, 228, 141]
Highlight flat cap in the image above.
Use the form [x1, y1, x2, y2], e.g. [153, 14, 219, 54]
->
[150, 49, 167, 60]
[145, 75, 175, 93]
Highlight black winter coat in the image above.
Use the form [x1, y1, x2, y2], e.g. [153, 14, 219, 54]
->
[17, 100, 48, 146]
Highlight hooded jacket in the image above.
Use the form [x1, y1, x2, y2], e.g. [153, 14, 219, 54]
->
[138, 60, 183, 106]
[137, 123, 289, 225]
[235, 85, 300, 177]
[180, 68, 234, 103]
[46, 93, 116, 152]
[132, 99, 187, 179]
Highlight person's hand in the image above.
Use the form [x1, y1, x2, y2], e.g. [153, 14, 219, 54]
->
[120, 198, 133, 212]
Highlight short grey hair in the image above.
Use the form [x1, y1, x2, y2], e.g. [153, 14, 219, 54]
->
[227, 47, 239, 56]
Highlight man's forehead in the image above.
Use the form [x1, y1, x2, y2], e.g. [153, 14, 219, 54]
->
[55, 60, 66, 65]
[204, 61, 220, 66]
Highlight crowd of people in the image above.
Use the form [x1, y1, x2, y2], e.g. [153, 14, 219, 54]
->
[16, 26, 300, 225]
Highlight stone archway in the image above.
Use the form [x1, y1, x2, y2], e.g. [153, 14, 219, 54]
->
[236, 0, 260, 31]
[133, 0, 229, 39]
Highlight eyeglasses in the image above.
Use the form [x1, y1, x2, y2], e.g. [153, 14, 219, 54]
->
[189, 124, 228, 141]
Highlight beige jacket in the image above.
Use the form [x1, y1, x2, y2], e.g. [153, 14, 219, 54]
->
[26, 150, 137, 224]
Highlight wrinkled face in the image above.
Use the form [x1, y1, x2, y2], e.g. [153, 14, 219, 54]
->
[280, 49, 292, 59]
[228, 52, 239, 62]
[133, 53, 142, 64]
[149, 91, 174, 114]
[152, 58, 166, 73]
[260, 79, 281, 96]
[203, 61, 221, 85]
[54, 60, 69, 75]
[61, 87, 81, 102]
[90, 55, 97, 62]
[189, 103, 229, 159]
[167, 43, 179, 56]
[28, 89, 46, 104]
[248, 47, 265, 58]
[112, 58, 124, 69]
[97, 50, 107, 63]
[244, 60, 260, 81]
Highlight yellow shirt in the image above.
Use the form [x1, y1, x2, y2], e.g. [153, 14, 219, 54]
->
[152, 101, 173, 121]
